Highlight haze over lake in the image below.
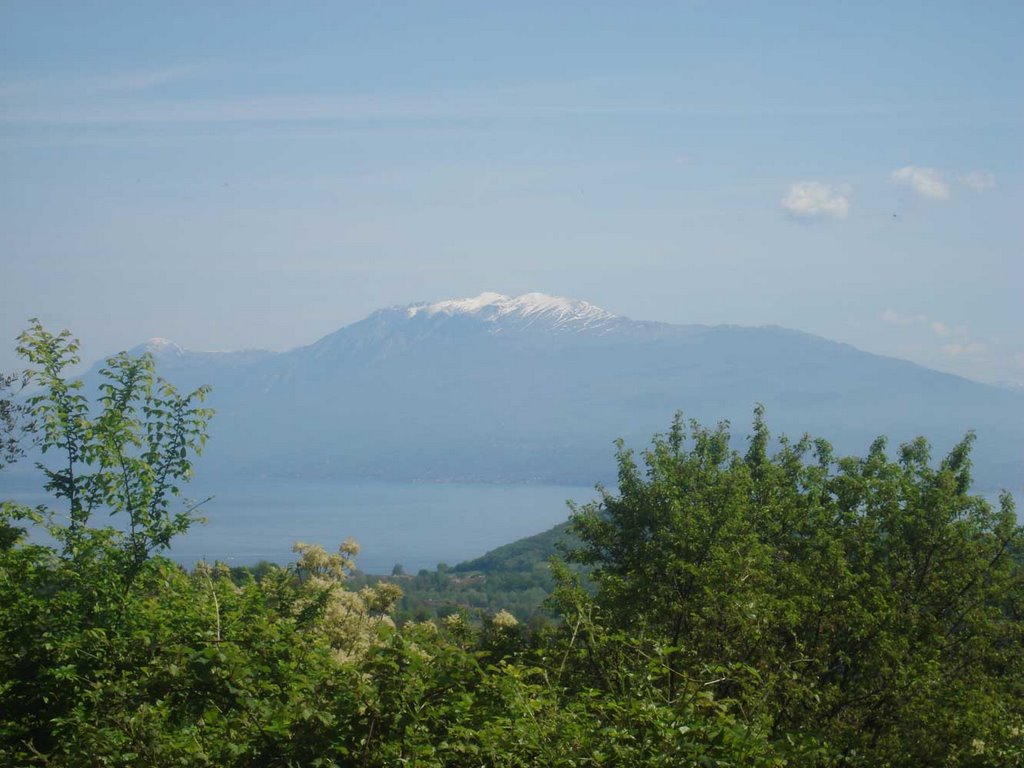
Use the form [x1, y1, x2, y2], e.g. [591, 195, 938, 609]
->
[2, 477, 596, 574]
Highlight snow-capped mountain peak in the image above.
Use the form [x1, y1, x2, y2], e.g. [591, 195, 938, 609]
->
[140, 337, 185, 357]
[405, 292, 618, 332]
[406, 292, 508, 318]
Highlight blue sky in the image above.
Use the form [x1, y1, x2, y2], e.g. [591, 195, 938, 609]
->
[1, 1, 1021, 384]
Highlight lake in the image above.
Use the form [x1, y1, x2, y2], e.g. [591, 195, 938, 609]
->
[3, 476, 1016, 576]
[0, 477, 597, 574]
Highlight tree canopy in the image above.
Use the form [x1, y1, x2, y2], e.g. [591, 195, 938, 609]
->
[566, 407, 1023, 764]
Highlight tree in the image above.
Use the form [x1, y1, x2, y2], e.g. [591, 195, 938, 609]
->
[0, 323, 403, 766]
[0, 322, 215, 760]
[10, 320, 213, 577]
[567, 408, 1024, 765]
[0, 369, 33, 549]
[0, 368, 30, 471]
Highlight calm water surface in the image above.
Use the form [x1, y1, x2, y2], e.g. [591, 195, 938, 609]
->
[2, 477, 596, 574]
[4, 477, 1015, 575]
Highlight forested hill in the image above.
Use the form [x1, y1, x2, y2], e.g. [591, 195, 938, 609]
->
[75, 292, 1024, 491]
[379, 522, 577, 624]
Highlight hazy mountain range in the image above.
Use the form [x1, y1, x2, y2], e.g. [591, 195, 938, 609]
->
[81, 292, 1024, 492]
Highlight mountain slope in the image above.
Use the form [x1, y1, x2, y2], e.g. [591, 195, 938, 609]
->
[92, 293, 1023, 491]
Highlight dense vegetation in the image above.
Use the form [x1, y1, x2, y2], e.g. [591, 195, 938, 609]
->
[346, 523, 579, 625]
[1, 324, 1022, 766]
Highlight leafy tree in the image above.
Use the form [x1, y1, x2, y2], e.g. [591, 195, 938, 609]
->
[0, 367, 31, 471]
[0, 321, 215, 760]
[12, 320, 214, 575]
[0, 323, 400, 766]
[567, 408, 1024, 765]
[0, 369, 33, 549]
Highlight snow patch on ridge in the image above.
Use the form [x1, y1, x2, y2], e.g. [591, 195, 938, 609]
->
[407, 292, 508, 318]
[135, 338, 273, 360]
[405, 292, 618, 332]
[141, 337, 185, 356]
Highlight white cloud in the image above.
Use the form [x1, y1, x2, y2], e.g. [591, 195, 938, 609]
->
[781, 181, 850, 219]
[959, 170, 995, 191]
[891, 166, 950, 200]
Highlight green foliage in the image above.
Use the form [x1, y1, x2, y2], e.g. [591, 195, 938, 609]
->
[0, 368, 30, 471]
[13, 319, 213, 576]
[0, 322, 216, 762]
[455, 521, 578, 574]
[568, 407, 1024, 765]
[359, 562, 559, 626]
[347, 522, 586, 626]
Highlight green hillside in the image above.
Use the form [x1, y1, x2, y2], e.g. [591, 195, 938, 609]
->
[349, 521, 583, 625]
[453, 520, 578, 573]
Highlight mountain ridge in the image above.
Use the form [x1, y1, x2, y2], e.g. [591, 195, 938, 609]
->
[76, 291, 1021, 492]
[128, 292, 1016, 394]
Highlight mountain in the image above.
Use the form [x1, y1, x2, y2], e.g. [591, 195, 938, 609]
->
[94, 293, 1024, 492]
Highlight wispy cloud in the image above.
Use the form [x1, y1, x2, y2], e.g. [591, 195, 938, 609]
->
[780, 181, 850, 219]
[958, 170, 995, 191]
[0, 70, 987, 129]
[85, 68, 191, 93]
[0, 94, 496, 125]
[880, 308, 992, 366]
[880, 309, 968, 339]
[1009, 354, 1024, 385]
[891, 166, 950, 200]
[940, 342, 988, 357]
[876, 308, 1016, 382]
[880, 309, 929, 327]
[0, 66, 193, 99]
[0, 92, 791, 126]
